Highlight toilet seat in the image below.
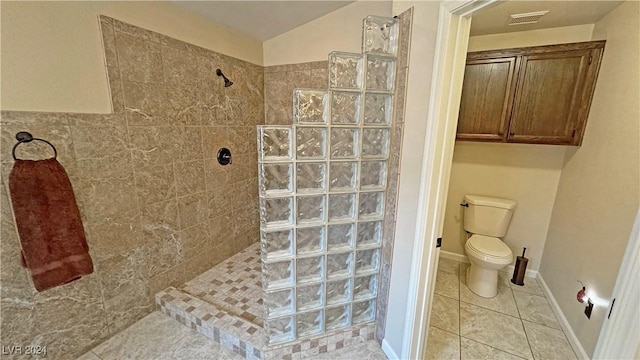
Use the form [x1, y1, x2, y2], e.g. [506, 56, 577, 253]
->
[466, 235, 512, 260]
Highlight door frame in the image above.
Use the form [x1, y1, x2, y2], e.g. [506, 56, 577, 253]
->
[401, 1, 498, 359]
[404, 1, 639, 358]
[593, 210, 640, 359]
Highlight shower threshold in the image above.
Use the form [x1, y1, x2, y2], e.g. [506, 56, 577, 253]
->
[156, 243, 376, 360]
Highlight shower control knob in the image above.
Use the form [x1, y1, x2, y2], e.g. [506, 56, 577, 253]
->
[217, 148, 232, 165]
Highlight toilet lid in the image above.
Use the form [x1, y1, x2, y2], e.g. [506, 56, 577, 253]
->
[467, 235, 512, 258]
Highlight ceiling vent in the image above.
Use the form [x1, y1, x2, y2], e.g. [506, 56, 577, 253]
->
[508, 10, 549, 26]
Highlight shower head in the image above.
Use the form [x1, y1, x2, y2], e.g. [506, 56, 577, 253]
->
[216, 68, 234, 87]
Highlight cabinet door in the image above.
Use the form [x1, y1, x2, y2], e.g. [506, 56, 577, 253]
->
[457, 57, 518, 141]
[508, 49, 592, 144]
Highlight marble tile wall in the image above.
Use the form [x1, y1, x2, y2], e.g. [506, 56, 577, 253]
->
[263, 61, 328, 125]
[0, 15, 263, 359]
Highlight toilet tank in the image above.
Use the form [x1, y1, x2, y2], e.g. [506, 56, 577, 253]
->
[463, 195, 516, 237]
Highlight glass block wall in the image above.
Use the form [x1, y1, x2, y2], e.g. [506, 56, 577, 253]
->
[257, 16, 398, 345]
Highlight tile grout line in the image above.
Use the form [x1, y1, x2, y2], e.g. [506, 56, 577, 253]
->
[91, 350, 105, 360]
[458, 298, 521, 320]
[459, 335, 530, 360]
[520, 319, 580, 359]
[511, 283, 535, 360]
[512, 290, 565, 331]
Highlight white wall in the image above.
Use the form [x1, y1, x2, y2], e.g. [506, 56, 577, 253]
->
[384, 1, 442, 356]
[442, 142, 565, 271]
[468, 24, 594, 52]
[0, 1, 263, 113]
[262, 1, 392, 66]
[540, 1, 640, 356]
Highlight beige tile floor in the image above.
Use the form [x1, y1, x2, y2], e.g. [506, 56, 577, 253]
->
[77, 311, 387, 360]
[427, 258, 577, 360]
[78, 257, 575, 360]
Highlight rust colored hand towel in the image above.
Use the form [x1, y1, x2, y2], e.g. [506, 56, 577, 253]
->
[9, 158, 93, 292]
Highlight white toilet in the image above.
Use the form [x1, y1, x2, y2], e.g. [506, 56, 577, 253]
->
[462, 195, 516, 298]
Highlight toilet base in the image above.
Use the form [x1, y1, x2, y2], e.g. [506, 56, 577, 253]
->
[466, 264, 498, 298]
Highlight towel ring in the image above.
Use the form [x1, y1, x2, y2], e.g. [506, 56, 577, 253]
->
[12, 132, 58, 160]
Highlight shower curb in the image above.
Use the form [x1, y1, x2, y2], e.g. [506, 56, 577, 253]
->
[156, 287, 376, 359]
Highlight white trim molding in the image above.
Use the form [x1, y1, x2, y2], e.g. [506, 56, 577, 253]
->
[400, 1, 500, 359]
[381, 338, 400, 360]
[439, 250, 470, 263]
[440, 251, 539, 278]
[538, 274, 590, 359]
[593, 210, 640, 359]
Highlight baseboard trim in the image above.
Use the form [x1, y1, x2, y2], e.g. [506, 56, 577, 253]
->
[439, 250, 469, 263]
[538, 274, 590, 360]
[381, 338, 399, 360]
[505, 264, 538, 279]
[440, 251, 538, 278]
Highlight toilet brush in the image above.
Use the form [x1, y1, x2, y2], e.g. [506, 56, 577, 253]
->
[511, 247, 528, 286]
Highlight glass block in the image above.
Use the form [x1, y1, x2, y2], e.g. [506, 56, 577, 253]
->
[363, 16, 398, 55]
[328, 194, 356, 222]
[360, 161, 387, 190]
[364, 94, 392, 126]
[267, 316, 294, 344]
[296, 195, 325, 224]
[325, 304, 350, 331]
[261, 229, 293, 260]
[263, 260, 294, 289]
[297, 310, 323, 337]
[259, 163, 292, 195]
[261, 197, 293, 227]
[353, 275, 378, 300]
[296, 226, 324, 255]
[296, 127, 326, 159]
[296, 162, 326, 193]
[362, 128, 389, 158]
[326, 252, 353, 279]
[355, 249, 380, 275]
[329, 52, 363, 89]
[330, 128, 359, 159]
[259, 127, 292, 161]
[358, 192, 385, 219]
[326, 278, 351, 306]
[297, 256, 324, 284]
[352, 300, 375, 324]
[265, 288, 294, 318]
[356, 221, 382, 248]
[294, 89, 328, 124]
[331, 91, 361, 125]
[327, 223, 354, 252]
[329, 162, 357, 191]
[297, 283, 323, 311]
[366, 55, 395, 91]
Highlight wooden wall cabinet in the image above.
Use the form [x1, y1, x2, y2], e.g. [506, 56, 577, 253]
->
[457, 41, 605, 145]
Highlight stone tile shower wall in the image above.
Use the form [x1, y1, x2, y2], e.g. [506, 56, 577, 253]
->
[0, 16, 263, 359]
[264, 61, 328, 125]
[257, 16, 399, 345]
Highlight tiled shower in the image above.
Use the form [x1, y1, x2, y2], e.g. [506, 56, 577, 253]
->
[0, 8, 410, 360]
[156, 14, 403, 358]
